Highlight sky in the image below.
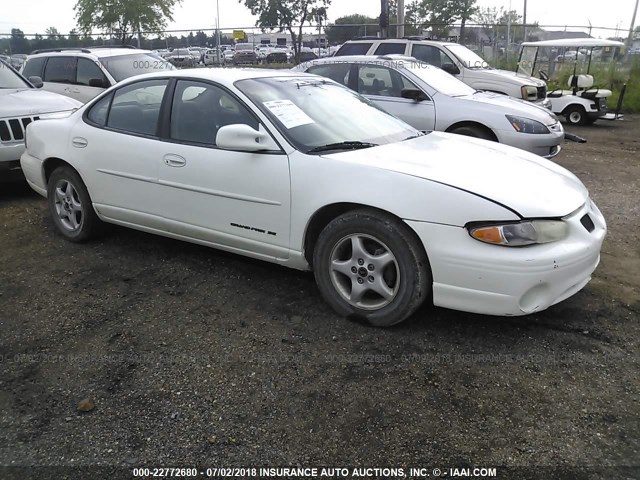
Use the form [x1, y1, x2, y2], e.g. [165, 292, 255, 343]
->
[0, 0, 638, 39]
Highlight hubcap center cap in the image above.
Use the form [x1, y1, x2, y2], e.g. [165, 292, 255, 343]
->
[358, 267, 368, 277]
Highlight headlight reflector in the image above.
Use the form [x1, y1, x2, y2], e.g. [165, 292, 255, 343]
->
[506, 115, 550, 134]
[521, 85, 538, 100]
[468, 220, 568, 246]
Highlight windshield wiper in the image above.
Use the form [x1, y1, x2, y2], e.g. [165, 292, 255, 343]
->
[307, 141, 378, 154]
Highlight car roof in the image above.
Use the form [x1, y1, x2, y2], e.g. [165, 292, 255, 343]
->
[117, 68, 317, 87]
[301, 54, 419, 66]
[343, 38, 455, 46]
[29, 47, 152, 58]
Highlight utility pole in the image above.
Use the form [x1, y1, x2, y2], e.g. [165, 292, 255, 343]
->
[380, 0, 389, 38]
[627, 0, 639, 49]
[523, 0, 527, 43]
[216, 0, 222, 64]
[398, 0, 405, 38]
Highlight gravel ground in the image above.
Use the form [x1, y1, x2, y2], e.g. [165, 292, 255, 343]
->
[0, 116, 638, 479]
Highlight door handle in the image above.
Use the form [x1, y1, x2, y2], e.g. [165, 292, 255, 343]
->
[163, 154, 186, 167]
[72, 137, 88, 148]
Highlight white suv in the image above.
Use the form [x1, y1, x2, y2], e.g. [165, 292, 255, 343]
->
[21, 46, 174, 103]
[1, 59, 81, 173]
[335, 38, 549, 106]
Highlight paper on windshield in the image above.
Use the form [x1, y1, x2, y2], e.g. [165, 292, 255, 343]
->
[263, 100, 314, 129]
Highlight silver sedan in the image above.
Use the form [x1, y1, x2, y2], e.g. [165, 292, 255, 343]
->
[294, 55, 564, 158]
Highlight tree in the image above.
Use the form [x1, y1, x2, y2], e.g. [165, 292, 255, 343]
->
[409, 0, 477, 39]
[240, 0, 331, 62]
[74, 0, 181, 45]
[457, 0, 478, 43]
[325, 14, 378, 44]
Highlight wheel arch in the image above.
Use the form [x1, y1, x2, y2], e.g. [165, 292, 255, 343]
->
[445, 121, 498, 142]
[43, 157, 78, 185]
[302, 202, 429, 271]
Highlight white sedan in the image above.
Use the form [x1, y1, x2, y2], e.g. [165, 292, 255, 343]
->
[20, 69, 606, 326]
[294, 56, 564, 158]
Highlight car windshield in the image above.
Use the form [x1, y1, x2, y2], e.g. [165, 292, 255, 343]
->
[0, 60, 30, 89]
[446, 44, 490, 69]
[236, 77, 419, 153]
[99, 53, 174, 82]
[236, 44, 253, 51]
[403, 61, 476, 97]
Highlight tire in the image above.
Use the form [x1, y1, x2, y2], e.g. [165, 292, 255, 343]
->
[450, 125, 494, 141]
[312, 209, 431, 327]
[47, 166, 102, 243]
[565, 105, 588, 126]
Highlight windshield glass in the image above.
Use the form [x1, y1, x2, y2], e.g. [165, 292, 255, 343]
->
[236, 44, 253, 51]
[446, 44, 490, 69]
[403, 61, 475, 96]
[517, 46, 537, 76]
[0, 60, 30, 89]
[236, 77, 418, 153]
[99, 53, 174, 82]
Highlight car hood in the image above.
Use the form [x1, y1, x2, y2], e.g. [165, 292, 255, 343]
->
[0, 88, 82, 118]
[466, 68, 546, 87]
[457, 91, 558, 124]
[321, 132, 587, 218]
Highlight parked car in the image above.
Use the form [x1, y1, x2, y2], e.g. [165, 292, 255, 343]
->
[167, 48, 195, 68]
[233, 43, 258, 65]
[20, 69, 605, 326]
[21, 46, 174, 103]
[334, 38, 550, 107]
[203, 48, 224, 66]
[10, 54, 27, 70]
[222, 49, 236, 64]
[298, 47, 318, 63]
[0, 58, 81, 173]
[295, 56, 564, 158]
[265, 49, 288, 64]
[555, 50, 588, 63]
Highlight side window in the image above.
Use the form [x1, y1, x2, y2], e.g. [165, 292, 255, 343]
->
[374, 43, 406, 55]
[86, 93, 113, 126]
[77, 58, 109, 87]
[411, 45, 455, 69]
[357, 65, 406, 98]
[22, 57, 46, 78]
[107, 79, 168, 136]
[307, 64, 351, 87]
[334, 43, 373, 56]
[43, 56, 76, 83]
[170, 80, 259, 145]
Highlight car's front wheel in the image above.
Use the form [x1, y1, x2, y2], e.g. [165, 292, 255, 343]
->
[313, 209, 431, 327]
[47, 166, 101, 243]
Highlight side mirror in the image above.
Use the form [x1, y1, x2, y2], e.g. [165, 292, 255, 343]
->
[538, 70, 549, 82]
[216, 124, 272, 152]
[89, 78, 110, 88]
[441, 63, 460, 75]
[401, 88, 430, 102]
[29, 76, 43, 88]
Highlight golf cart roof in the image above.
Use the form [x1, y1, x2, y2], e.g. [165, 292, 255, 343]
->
[522, 38, 625, 48]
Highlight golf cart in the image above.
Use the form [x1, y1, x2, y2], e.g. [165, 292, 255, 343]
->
[517, 38, 625, 125]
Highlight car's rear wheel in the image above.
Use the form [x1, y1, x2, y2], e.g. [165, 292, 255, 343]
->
[450, 125, 494, 141]
[313, 209, 431, 327]
[47, 166, 101, 243]
[565, 105, 588, 126]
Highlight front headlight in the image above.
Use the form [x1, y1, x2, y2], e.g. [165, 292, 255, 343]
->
[506, 115, 550, 134]
[467, 220, 568, 247]
[521, 85, 538, 101]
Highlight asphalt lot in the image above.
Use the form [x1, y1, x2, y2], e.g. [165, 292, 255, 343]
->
[0, 116, 638, 478]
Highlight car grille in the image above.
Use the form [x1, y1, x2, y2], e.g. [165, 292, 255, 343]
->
[0, 116, 39, 143]
[537, 85, 547, 99]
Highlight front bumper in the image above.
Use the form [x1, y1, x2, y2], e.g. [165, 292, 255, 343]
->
[496, 122, 564, 159]
[406, 200, 606, 316]
[20, 151, 47, 196]
[0, 142, 25, 164]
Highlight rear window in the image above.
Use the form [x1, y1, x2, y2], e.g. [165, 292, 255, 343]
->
[374, 43, 406, 55]
[22, 57, 46, 78]
[99, 53, 173, 82]
[334, 43, 373, 56]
